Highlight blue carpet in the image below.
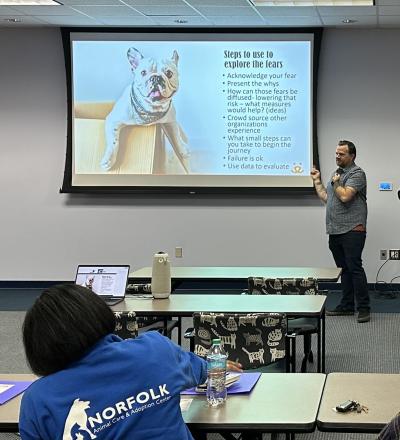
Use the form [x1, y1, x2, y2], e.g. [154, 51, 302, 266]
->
[0, 288, 399, 312]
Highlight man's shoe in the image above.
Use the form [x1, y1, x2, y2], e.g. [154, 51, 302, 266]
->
[326, 306, 354, 316]
[357, 310, 370, 323]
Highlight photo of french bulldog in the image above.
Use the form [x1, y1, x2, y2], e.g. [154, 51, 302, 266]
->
[100, 47, 191, 173]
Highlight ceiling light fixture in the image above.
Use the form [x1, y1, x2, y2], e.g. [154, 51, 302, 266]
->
[342, 18, 358, 23]
[5, 17, 22, 22]
[0, 0, 61, 5]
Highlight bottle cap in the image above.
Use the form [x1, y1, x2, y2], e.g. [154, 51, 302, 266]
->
[212, 339, 221, 344]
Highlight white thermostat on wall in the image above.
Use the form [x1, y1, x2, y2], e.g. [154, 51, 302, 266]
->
[379, 182, 393, 191]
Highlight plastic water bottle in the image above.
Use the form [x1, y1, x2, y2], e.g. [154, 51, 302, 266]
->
[206, 339, 227, 407]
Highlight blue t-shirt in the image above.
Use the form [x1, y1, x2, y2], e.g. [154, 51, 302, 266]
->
[19, 332, 207, 440]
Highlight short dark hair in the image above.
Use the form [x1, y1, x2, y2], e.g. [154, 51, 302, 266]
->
[338, 140, 356, 158]
[23, 284, 116, 376]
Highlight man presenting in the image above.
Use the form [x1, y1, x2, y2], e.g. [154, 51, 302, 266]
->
[311, 140, 370, 323]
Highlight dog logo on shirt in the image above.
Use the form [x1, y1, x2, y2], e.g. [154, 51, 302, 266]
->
[63, 398, 97, 440]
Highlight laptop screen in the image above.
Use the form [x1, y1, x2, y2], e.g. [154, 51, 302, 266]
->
[75, 265, 130, 298]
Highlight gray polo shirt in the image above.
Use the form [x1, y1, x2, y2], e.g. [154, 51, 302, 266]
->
[326, 162, 367, 235]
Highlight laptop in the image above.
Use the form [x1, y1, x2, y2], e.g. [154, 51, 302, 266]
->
[75, 265, 130, 306]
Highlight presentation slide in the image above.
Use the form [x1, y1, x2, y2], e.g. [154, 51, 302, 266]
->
[64, 31, 317, 192]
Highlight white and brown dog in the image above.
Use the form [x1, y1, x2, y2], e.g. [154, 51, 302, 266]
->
[101, 47, 190, 173]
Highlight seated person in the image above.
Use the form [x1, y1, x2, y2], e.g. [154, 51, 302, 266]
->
[377, 413, 400, 440]
[19, 284, 211, 440]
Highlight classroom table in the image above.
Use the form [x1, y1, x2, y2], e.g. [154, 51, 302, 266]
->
[116, 294, 327, 372]
[0, 373, 325, 436]
[183, 373, 326, 436]
[0, 374, 36, 433]
[317, 372, 400, 433]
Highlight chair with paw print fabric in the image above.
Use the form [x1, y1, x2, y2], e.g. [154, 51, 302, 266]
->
[113, 311, 178, 340]
[193, 312, 294, 373]
[247, 277, 319, 372]
[113, 311, 138, 339]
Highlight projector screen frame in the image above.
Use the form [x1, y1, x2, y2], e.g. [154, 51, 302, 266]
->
[60, 26, 322, 196]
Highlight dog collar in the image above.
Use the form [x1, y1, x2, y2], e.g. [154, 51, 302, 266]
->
[130, 86, 171, 124]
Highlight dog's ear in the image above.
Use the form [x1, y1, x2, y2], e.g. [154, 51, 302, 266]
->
[127, 47, 143, 71]
[172, 50, 179, 66]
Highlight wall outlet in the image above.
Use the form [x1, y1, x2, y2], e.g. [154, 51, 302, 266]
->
[175, 247, 183, 258]
[380, 249, 388, 260]
[389, 249, 400, 260]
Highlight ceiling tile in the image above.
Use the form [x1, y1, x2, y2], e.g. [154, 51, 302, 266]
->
[36, 14, 101, 24]
[195, 6, 261, 16]
[0, 6, 24, 14]
[131, 5, 200, 16]
[0, 0, 400, 28]
[317, 5, 376, 14]
[254, 0, 373, 4]
[375, 0, 400, 6]
[321, 14, 377, 23]
[71, 5, 141, 16]
[186, 0, 251, 5]
[263, 15, 323, 23]
[379, 14, 400, 23]
[123, 0, 189, 5]
[208, 15, 266, 24]
[257, 6, 319, 16]
[97, 15, 156, 24]
[4, 5, 81, 15]
[59, 0, 123, 4]
[379, 5, 400, 13]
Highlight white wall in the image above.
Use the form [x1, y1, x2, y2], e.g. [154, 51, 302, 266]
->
[0, 28, 399, 282]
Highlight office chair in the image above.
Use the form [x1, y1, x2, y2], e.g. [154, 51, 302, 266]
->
[113, 311, 138, 339]
[193, 312, 295, 373]
[113, 311, 179, 340]
[247, 277, 319, 373]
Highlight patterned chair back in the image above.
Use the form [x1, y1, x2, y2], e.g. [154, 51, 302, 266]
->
[248, 277, 318, 296]
[193, 312, 287, 370]
[113, 311, 138, 339]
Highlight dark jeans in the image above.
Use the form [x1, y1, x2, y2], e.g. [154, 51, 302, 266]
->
[329, 231, 370, 312]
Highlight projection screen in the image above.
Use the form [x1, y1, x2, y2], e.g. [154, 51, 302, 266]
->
[61, 28, 322, 195]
